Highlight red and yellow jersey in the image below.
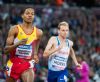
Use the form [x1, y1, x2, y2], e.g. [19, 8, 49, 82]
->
[10, 25, 38, 60]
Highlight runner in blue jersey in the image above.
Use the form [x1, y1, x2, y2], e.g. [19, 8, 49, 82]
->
[43, 21, 81, 82]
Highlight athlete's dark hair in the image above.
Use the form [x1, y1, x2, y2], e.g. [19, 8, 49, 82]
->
[20, 7, 34, 15]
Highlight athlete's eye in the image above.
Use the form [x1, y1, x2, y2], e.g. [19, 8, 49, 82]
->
[31, 11, 35, 15]
[61, 30, 69, 32]
[25, 12, 29, 15]
[61, 30, 65, 31]
[31, 13, 34, 15]
[66, 30, 69, 32]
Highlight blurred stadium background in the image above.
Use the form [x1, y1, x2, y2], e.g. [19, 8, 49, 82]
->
[0, 0, 100, 82]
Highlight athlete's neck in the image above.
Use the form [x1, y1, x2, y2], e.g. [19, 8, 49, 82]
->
[58, 35, 66, 42]
[22, 22, 33, 28]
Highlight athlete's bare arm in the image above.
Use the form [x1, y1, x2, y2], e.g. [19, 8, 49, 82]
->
[33, 28, 43, 63]
[43, 36, 62, 58]
[70, 47, 82, 69]
[4, 25, 27, 54]
[37, 28, 43, 40]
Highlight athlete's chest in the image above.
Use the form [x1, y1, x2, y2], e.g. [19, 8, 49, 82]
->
[54, 41, 70, 55]
[14, 26, 37, 44]
[21, 27, 34, 35]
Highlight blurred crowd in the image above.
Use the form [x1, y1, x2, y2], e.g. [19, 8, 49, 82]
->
[0, 0, 100, 7]
[0, 4, 100, 82]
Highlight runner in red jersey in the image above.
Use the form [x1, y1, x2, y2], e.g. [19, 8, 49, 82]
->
[4, 8, 43, 82]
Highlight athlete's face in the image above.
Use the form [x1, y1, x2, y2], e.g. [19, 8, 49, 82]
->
[59, 25, 69, 39]
[22, 8, 35, 23]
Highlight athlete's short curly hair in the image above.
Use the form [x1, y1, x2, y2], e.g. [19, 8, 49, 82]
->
[20, 7, 34, 15]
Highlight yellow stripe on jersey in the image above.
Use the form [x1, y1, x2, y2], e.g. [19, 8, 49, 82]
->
[16, 25, 37, 44]
[7, 60, 13, 67]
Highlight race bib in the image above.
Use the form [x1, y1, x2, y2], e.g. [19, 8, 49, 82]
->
[16, 45, 32, 58]
[51, 55, 67, 70]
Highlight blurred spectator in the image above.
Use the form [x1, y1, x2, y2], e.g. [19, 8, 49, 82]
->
[74, 55, 90, 82]
[56, 0, 64, 6]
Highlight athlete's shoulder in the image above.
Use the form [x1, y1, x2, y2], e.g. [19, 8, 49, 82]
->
[49, 36, 57, 42]
[67, 39, 73, 47]
[47, 36, 57, 45]
[50, 36, 57, 39]
[35, 27, 43, 39]
[36, 27, 43, 33]
[9, 25, 18, 33]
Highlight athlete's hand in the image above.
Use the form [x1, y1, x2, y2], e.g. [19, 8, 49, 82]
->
[29, 59, 35, 68]
[16, 38, 28, 46]
[76, 64, 82, 69]
[34, 55, 39, 63]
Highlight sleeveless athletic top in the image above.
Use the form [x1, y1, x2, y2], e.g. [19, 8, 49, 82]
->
[48, 36, 73, 71]
[10, 25, 38, 59]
